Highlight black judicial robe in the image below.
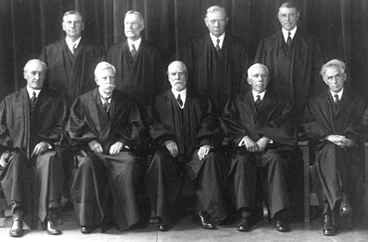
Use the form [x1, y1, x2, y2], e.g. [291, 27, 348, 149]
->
[184, 33, 249, 114]
[67, 88, 145, 229]
[221, 90, 296, 149]
[0, 87, 68, 228]
[146, 89, 227, 222]
[40, 38, 105, 106]
[254, 28, 324, 117]
[107, 39, 167, 110]
[67, 88, 144, 150]
[222, 90, 296, 217]
[147, 90, 221, 161]
[300, 89, 368, 214]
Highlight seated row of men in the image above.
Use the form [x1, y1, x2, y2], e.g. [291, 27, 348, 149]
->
[0, 58, 367, 238]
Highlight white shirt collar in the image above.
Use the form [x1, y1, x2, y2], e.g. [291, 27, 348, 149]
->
[171, 88, 187, 109]
[252, 90, 266, 101]
[26, 86, 41, 98]
[330, 88, 344, 101]
[209, 33, 225, 49]
[127, 38, 142, 52]
[282, 26, 297, 43]
[66, 37, 82, 50]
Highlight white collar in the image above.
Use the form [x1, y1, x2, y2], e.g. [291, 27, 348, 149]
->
[171, 88, 187, 109]
[127, 38, 142, 51]
[330, 88, 344, 101]
[66, 36, 82, 49]
[252, 90, 266, 101]
[209, 33, 225, 49]
[282, 26, 297, 42]
[26, 86, 41, 98]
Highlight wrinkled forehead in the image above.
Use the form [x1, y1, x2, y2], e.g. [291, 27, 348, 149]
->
[168, 62, 187, 73]
[278, 7, 298, 15]
[63, 13, 83, 22]
[324, 66, 343, 76]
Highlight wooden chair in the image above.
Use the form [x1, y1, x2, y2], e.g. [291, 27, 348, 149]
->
[300, 141, 368, 222]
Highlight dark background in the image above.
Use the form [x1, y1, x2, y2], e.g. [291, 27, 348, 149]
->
[1, 0, 367, 100]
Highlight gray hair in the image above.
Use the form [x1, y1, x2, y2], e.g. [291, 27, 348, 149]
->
[125, 10, 145, 27]
[94, 62, 116, 76]
[63, 10, 83, 22]
[279, 1, 299, 12]
[167, 60, 188, 73]
[24, 59, 47, 73]
[247, 63, 269, 77]
[206, 6, 227, 18]
[320, 59, 346, 77]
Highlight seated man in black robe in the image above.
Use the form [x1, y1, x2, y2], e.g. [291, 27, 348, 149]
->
[145, 61, 228, 231]
[300, 59, 368, 236]
[66, 62, 145, 234]
[0, 59, 68, 237]
[221, 63, 296, 232]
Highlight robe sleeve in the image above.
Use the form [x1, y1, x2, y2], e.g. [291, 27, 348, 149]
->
[221, 99, 250, 146]
[258, 98, 296, 145]
[196, 98, 223, 147]
[343, 101, 368, 143]
[146, 103, 176, 146]
[299, 100, 333, 141]
[114, 103, 145, 148]
[67, 98, 98, 148]
[38, 94, 69, 147]
[0, 99, 11, 152]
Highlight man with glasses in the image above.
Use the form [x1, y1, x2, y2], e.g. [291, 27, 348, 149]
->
[184, 5, 249, 115]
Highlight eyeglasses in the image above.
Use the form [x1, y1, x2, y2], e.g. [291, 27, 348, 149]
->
[208, 19, 226, 25]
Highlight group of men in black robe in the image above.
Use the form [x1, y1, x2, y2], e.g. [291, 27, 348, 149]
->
[1, 1, 367, 239]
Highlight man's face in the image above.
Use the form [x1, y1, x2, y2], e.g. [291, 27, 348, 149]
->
[204, 11, 228, 37]
[323, 66, 346, 93]
[96, 68, 116, 96]
[124, 14, 144, 41]
[247, 65, 269, 93]
[168, 62, 187, 92]
[278, 7, 299, 31]
[62, 14, 84, 38]
[24, 61, 46, 90]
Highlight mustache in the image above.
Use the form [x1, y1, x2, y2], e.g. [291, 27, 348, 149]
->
[105, 84, 116, 88]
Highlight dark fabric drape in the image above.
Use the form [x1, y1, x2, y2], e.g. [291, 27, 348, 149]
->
[1, 0, 368, 100]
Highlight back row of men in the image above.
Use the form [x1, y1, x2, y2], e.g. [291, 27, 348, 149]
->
[0, 1, 367, 239]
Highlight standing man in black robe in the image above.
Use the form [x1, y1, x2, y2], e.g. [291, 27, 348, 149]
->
[145, 61, 228, 231]
[66, 62, 145, 234]
[300, 59, 368, 236]
[108, 10, 166, 111]
[221, 63, 296, 233]
[39, 10, 105, 209]
[184, 5, 249, 115]
[40, 10, 105, 107]
[254, 1, 324, 117]
[0, 59, 68, 237]
[254, 1, 324, 220]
